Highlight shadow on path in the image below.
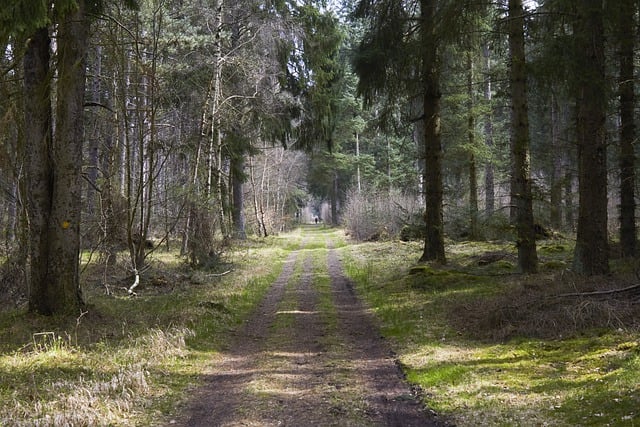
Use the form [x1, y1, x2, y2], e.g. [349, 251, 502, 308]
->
[175, 230, 445, 426]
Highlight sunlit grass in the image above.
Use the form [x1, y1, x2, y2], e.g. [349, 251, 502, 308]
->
[403, 336, 640, 426]
[0, 235, 291, 426]
[0, 327, 184, 426]
[341, 238, 640, 426]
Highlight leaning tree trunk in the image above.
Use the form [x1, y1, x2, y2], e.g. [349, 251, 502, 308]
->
[419, 0, 446, 264]
[508, 0, 538, 273]
[573, 0, 609, 275]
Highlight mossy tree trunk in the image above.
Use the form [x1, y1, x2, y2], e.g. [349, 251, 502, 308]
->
[24, 1, 88, 315]
[24, 27, 54, 314]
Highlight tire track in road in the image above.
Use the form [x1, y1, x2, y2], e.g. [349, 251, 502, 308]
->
[177, 229, 443, 426]
[326, 245, 441, 426]
[179, 248, 301, 426]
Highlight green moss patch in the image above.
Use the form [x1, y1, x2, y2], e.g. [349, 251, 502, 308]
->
[342, 238, 640, 426]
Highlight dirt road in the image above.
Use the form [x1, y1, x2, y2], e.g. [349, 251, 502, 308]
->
[175, 228, 443, 426]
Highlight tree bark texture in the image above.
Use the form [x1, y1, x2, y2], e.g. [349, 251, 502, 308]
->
[24, 27, 54, 314]
[467, 52, 479, 240]
[49, 0, 89, 313]
[331, 169, 339, 226]
[617, 0, 636, 258]
[483, 43, 495, 216]
[231, 155, 247, 239]
[508, 0, 538, 273]
[419, 0, 446, 264]
[24, 1, 88, 315]
[573, 0, 609, 275]
[549, 93, 563, 230]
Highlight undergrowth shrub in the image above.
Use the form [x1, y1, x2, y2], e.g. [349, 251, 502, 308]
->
[342, 189, 422, 241]
[449, 272, 640, 341]
[187, 206, 223, 269]
[445, 206, 514, 241]
[0, 254, 25, 309]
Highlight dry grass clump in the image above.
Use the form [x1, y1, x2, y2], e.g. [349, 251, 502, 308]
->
[342, 189, 422, 241]
[135, 327, 195, 361]
[0, 326, 194, 427]
[2, 362, 149, 427]
[450, 272, 640, 341]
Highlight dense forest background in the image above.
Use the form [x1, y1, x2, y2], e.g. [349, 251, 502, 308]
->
[0, 0, 637, 314]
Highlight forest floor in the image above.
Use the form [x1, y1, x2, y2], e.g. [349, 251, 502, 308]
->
[171, 225, 446, 426]
[1, 226, 639, 426]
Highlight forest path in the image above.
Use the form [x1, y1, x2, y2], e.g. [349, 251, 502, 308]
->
[175, 226, 441, 426]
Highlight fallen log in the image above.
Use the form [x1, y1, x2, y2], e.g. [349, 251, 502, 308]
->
[552, 283, 640, 298]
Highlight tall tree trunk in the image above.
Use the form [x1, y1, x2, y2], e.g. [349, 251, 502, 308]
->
[467, 52, 479, 240]
[86, 45, 102, 218]
[218, 146, 229, 237]
[419, 0, 445, 264]
[231, 155, 246, 239]
[483, 42, 495, 216]
[355, 132, 361, 194]
[331, 168, 339, 226]
[508, 0, 538, 273]
[24, 2, 89, 315]
[617, 0, 636, 258]
[573, 0, 609, 275]
[413, 98, 426, 206]
[6, 183, 18, 243]
[249, 154, 267, 237]
[259, 147, 270, 236]
[549, 92, 563, 230]
[49, 1, 88, 313]
[211, 0, 227, 238]
[386, 136, 392, 194]
[564, 167, 575, 231]
[182, 118, 204, 255]
[24, 27, 54, 314]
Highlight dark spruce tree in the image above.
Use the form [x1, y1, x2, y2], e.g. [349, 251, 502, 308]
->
[613, 0, 637, 258]
[5, 0, 138, 315]
[508, 0, 538, 273]
[572, 0, 609, 275]
[352, 0, 446, 263]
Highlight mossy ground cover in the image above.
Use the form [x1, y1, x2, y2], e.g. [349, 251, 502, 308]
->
[341, 238, 640, 426]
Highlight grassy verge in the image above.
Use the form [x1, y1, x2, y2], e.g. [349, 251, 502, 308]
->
[0, 237, 290, 426]
[3, 229, 638, 426]
[340, 239, 640, 426]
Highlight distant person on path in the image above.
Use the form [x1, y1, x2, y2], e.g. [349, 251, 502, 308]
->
[314, 216, 319, 225]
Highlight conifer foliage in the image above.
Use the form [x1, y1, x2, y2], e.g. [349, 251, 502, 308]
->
[0, 0, 639, 315]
